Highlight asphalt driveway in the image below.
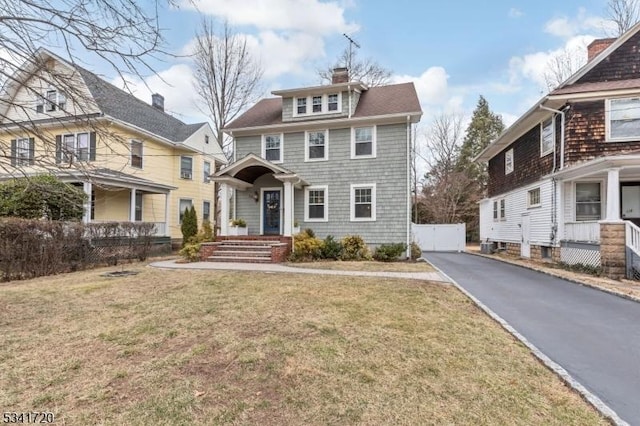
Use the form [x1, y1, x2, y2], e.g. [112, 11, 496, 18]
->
[423, 252, 640, 425]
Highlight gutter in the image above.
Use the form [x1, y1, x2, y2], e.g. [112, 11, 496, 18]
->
[406, 115, 411, 259]
[539, 105, 568, 170]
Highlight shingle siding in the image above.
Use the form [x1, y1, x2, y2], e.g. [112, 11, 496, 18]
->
[577, 31, 640, 84]
[234, 123, 409, 245]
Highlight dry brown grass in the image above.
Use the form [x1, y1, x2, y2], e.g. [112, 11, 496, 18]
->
[286, 260, 434, 272]
[0, 265, 606, 425]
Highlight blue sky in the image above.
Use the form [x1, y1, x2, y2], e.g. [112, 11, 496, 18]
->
[111, 0, 619, 128]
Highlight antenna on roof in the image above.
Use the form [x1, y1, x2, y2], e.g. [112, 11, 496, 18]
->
[343, 33, 360, 70]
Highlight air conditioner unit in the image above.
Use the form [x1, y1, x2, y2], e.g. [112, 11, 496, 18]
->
[181, 171, 192, 179]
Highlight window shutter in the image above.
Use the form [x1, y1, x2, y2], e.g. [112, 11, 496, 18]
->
[10, 139, 16, 166]
[28, 138, 35, 165]
[55, 135, 62, 164]
[89, 132, 96, 161]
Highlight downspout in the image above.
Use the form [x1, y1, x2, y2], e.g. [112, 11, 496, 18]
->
[539, 105, 568, 244]
[348, 84, 352, 118]
[406, 115, 411, 259]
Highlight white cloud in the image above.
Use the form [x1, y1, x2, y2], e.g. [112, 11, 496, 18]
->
[111, 64, 207, 123]
[508, 8, 523, 18]
[544, 8, 612, 39]
[394, 67, 450, 107]
[183, 0, 358, 35]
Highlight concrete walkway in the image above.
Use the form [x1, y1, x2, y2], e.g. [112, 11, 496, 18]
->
[424, 252, 640, 426]
[149, 259, 449, 283]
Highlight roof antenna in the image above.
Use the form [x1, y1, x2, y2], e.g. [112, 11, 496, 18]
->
[342, 33, 360, 71]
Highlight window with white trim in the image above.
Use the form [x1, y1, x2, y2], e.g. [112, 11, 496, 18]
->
[62, 132, 90, 162]
[540, 118, 554, 156]
[203, 201, 211, 222]
[575, 182, 601, 221]
[493, 200, 498, 221]
[15, 138, 31, 166]
[352, 126, 376, 158]
[263, 134, 282, 163]
[312, 95, 322, 113]
[296, 97, 307, 114]
[36, 89, 66, 113]
[306, 130, 328, 161]
[505, 148, 514, 174]
[304, 186, 328, 221]
[499, 199, 506, 220]
[203, 161, 211, 183]
[131, 140, 143, 169]
[180, 156, 193, 179]
[179, 199, 193, 223]
[328, 94, 339, 111]
[351, 184, 376, 221]
[528, 187, 541, 208]
[607, 97, 640, 141]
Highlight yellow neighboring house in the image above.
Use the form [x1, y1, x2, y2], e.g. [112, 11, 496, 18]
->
[0, 48, 227, 241]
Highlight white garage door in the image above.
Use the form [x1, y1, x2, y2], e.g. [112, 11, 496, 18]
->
[412, 223, 465, 252]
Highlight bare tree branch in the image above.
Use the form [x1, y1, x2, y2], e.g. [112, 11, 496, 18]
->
[606, 0, 640, 36]
[543, 46, 587, 91]
[192, 19, 264, 160]
[318, 47, 392, 87]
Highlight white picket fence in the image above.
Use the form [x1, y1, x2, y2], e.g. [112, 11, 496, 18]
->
[411, 223, 465, 252]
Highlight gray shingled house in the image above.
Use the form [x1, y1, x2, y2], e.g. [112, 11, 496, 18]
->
[210, 68, 422, 259]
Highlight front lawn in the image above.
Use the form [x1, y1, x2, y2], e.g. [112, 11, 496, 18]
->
[286, 260, 434, 272]
[0, 266, 605, 425]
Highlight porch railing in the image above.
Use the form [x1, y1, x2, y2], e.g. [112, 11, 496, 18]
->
[90, 221, 167, 236]
[563, 221, 600, 243]
[626, 221, 640, 258]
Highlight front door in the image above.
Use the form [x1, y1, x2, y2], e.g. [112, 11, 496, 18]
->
[262, 189, 281, 235]
[521, 214, 531, 258]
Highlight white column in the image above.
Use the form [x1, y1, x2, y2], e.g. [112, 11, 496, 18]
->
[220, 183, 229, 236]
[129, 188, 137, 222]
[606, 168, 621, 221]
[283, 181, 293, 237]
[82, 181, 92, 224]
[556, 180, 565, 242]
[164, 192, 171, 237]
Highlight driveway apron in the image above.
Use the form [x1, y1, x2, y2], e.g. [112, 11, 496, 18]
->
[423, 252, 640, 425]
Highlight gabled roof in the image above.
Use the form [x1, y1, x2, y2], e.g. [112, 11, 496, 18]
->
[2, 48, 206, 143]
[476, 21, 640, 162]
[225, 82, 422, 131]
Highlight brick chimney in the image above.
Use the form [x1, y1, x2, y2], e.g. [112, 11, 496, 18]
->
[331, 67, 349, 84]
[151, 93, 164, 111]
[587, 38, 616, 61]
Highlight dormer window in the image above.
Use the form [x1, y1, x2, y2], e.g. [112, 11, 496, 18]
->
[293, 93, 342, 116]
[297, 98, 307, 114]
[328, 94, 339, 111]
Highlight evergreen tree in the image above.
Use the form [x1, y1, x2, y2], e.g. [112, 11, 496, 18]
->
[456, 96, 504, 241]
[181, 206, 198, 245]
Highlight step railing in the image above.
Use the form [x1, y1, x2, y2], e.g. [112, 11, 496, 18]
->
[625, 220, 640, 258]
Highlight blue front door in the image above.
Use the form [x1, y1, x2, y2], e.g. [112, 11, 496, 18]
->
[263, 190, 281, 235]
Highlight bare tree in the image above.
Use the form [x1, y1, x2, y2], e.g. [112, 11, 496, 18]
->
[607, 0, 640, 36]
[543, 46, 587, 91]
[418, 113, 473, 224]
[0, 0, 170, 176]
[192, 19, 264, 159]
[318, 47, 392, 87]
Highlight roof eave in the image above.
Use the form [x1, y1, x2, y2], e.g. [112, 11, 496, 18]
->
[271, 81, 368, 97]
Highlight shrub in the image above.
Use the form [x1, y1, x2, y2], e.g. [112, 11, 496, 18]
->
[340, 235, 371, 261]
[320, 235, 343, 260]
[373, 243, 407, 262]
[179, 242, 202, 262]
[0, 175, 86, 220]
[302, 228, 315, 238]
[410, 242, 422, 260]
[231, 218, 246, 227]
[181, 206, 198, 246]
[290, 230, 323, 262]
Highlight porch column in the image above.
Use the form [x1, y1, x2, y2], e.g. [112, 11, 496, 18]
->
[164, 192, 170, 237]
[606, 168, 621, 221]
[220, 183, 229, 236]
[82, 181, 92, 224]
[283, 181, 293, 237]
[129, 188, 137, 221]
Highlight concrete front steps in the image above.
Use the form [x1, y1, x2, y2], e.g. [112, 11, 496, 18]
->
[200, 236, 292, 263]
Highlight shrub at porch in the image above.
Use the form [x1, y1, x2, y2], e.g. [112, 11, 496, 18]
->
[181, 206, 198, 246]
[0, 175, 86, 220]
[340, 235, 372, 261]
[410, 242, 422, 260]
[179, 242, 202, 262]
[373, 243, 407, 262]
[290, 229, 323, 261]
[320, 235, 343, 260]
